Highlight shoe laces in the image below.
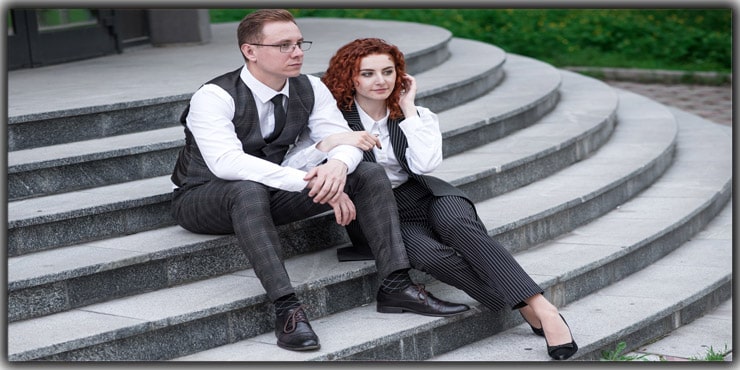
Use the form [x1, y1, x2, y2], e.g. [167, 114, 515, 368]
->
[413, 284, 430, 304]
[283, 305, 309, 334]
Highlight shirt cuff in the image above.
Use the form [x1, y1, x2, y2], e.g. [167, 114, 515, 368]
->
[302, 145, 330, 168]
[281, 166, 310, 192]
[328, 151, 358, 173]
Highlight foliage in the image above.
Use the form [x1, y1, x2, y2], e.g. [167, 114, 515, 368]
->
[209, 8, 731, 72]
[601, 341, 650, 361]
[602, 341, 731, 361]
[690, 345, 730, 361]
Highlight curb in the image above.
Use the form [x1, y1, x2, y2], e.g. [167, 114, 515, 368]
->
[564, 66, 732, 86]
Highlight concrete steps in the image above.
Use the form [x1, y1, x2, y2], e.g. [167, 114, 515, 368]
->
[8, 64, 612, 322]
[6, 17, 731, 362]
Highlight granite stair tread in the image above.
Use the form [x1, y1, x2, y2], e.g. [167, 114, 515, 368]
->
[6, 51, 543, 179]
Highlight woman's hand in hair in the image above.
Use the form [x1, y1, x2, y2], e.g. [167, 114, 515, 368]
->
[399, 74, 418, 118]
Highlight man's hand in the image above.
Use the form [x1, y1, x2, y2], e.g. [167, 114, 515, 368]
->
[327, 192, 356, 225]
[304, 159, 348, 204]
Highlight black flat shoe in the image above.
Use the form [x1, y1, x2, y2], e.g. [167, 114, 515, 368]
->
[275, 306, 320, 351]
[519, 311, 545, 337]
[544, 314, 578, 360]
[377, 284, 470, 317]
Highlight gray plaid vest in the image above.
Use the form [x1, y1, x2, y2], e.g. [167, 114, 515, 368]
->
[172, 68, 314, 187]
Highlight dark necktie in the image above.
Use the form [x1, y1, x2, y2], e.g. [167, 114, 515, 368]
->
[267, 94, 285, 142]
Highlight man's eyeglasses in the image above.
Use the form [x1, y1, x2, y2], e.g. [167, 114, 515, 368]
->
[249, 41, 312, 53]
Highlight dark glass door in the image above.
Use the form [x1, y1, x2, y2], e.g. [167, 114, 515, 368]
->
[8, 9, 121, 70]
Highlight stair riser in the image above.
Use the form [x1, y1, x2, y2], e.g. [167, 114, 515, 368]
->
[404, 41, 451, 76]
[8, 199, 173, 257]
[442, 91, 559, 157]
[9, 147, 181, 201]
[8, 99, 188, 151]
[418, 67, 504, 113]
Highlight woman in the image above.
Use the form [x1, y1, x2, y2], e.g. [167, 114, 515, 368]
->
[284, 38, 577, 360]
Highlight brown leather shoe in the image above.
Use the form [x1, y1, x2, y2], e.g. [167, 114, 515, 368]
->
[275, 306, 320, 351]
[376, 284, 469, 317]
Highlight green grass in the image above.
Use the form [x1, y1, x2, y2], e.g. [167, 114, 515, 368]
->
[601, 341, 651, 361]
[601, 341, 731, 361]
[208, 8, 731, 73]
[690, 345, 730, 361]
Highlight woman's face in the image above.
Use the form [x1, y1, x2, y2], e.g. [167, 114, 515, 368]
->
[353, 53, 397, 104]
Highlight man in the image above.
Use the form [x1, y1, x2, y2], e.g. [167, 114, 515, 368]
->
[170, 9, 468, 352]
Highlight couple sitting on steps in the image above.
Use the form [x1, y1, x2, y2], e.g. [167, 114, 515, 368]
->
[170, 9, 577, 360]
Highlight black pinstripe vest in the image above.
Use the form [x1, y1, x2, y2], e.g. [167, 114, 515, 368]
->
[342, 102, 467, 199]
[337, 102, 471, 260]
[171, 68, 314, 187]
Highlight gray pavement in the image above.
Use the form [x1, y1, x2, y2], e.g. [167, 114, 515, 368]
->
[5, 18, 732, 362]
[606, 80, 732, 128]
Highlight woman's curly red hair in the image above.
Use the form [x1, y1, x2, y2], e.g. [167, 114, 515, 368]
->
[322, 38, 407, 120]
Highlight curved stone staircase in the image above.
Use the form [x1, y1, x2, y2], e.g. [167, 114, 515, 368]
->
[7, 18, 732, 361]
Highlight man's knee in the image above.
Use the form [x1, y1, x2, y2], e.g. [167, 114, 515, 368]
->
[347, 162, 392, 192]
[353, 161, 387, 179]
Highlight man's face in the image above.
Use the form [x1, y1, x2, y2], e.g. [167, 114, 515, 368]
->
[242, 21, 305, 90]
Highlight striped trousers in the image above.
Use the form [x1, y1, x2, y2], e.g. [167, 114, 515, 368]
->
[394, 179, 543, 311]
[171, 162, 411, 302]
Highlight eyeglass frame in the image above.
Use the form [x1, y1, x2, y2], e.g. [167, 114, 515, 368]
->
[248, 41, 312, 53]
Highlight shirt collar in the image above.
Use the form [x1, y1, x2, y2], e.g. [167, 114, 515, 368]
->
[355, 100, 389, 129]
[240, 64, 291, 104]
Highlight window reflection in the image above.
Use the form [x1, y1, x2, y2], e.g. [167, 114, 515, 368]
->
[36, 9, 97, 32]
[8, 12, 14, 36]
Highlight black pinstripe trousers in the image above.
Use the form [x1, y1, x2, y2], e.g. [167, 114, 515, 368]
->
[171, 162, 411, 302]
[394, 179, 543, 311]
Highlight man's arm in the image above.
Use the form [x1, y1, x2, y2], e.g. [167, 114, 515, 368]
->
[296, 76, 365, 203]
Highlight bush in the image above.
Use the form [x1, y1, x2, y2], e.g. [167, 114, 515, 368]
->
[210, 8, 731, 72]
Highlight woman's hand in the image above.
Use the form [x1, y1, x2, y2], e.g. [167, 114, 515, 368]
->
[399, 74, 418, 117]
[316, 131, 381, 152]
